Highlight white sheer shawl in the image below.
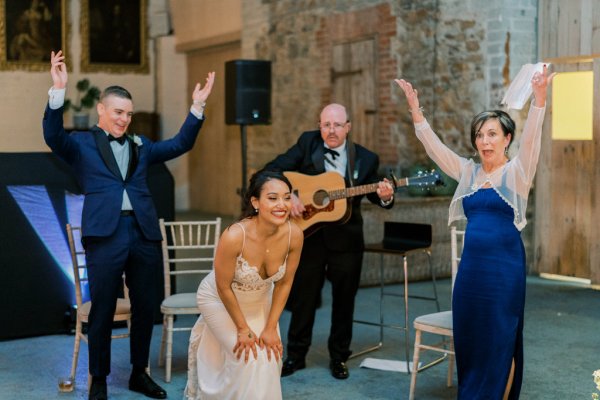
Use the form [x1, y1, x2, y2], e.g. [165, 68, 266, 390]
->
[413, 103, 546, 231]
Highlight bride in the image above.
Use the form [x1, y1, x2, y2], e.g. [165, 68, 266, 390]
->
[185, 169, 304, 400]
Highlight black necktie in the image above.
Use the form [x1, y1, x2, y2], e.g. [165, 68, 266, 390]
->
[108, 135, 127, 145]
[324, 147, 339, 160]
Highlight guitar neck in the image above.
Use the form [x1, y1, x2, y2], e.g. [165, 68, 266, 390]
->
[328, 178, 408, 200]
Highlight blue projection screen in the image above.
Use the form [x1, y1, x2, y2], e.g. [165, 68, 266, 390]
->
[0, 153, 174, 340]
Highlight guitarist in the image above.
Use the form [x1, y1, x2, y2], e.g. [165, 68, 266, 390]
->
[264, 103, 395, 380]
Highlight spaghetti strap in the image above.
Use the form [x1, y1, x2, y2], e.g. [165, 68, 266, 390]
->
[235, 222, 246, 257]
[284, 220, 291, 264]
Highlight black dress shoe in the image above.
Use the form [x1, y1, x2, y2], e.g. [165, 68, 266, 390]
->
[329, 359, 349, 379]
[281, 357, 306, 377]
[128, 372, 167, 399]
[89, 381, 107, 400]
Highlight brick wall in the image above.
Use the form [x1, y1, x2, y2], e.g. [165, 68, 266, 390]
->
[241, 0, 539, 173]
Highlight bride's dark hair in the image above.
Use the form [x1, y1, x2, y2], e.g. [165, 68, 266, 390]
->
[239, 169, 292, 220]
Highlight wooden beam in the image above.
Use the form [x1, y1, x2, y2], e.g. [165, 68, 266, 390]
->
[590, 59, 600, 286]
[543, 54, 600, 64]
[175, 31, 241, 54]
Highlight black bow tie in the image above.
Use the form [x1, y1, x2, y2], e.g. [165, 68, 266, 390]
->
[108, 135, 127, 145]
[324, 147, 340, 160]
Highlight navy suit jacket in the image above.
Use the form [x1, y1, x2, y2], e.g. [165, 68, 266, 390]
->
[265, 130, 393, 252]
[43, 105, 203, 241]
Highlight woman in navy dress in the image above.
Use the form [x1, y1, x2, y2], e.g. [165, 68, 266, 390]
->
[395, 66, 554, 399]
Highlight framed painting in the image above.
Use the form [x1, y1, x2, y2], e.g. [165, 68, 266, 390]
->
[81, 0, 148, 74]
[0, 0, 68, 71]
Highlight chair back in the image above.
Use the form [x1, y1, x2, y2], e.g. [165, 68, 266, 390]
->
[66, 224, 129, 307]
[382, 221, 432, 251]
[450, 226, 465, 289]
[66, 224, 86, 309]
[159, 218, 222, 297]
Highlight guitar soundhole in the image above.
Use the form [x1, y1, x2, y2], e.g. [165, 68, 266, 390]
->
[313, 190, 330, 206]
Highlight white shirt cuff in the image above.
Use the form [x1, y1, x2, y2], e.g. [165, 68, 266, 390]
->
[48, 87, 66, 110]
[380, 195, 394, 207]
[190, 105, 204, 119]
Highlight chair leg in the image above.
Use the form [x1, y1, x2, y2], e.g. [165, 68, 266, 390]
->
[403, 255, 411, 374]
[409, 329, 422, 400]
[69, 320, 83, 383]
[158, 315, 167, 367]
[447, 340, 455, 387]
[426, 251, 440, 312]
[165, 316, 174, 383]
[378, 253, 385, 344]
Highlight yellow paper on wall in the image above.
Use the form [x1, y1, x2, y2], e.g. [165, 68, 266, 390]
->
[552, 71, 593, 141]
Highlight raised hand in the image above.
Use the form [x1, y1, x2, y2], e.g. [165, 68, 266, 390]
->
[531, 64, 556, 107]
[50, 50, 67, 89]
[192, 71, 216, 111]
[394, 79, 424, 123]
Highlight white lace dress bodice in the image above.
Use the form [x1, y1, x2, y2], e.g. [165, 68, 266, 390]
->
[232, 255, 286, 292]
[231, 220, 289, 291]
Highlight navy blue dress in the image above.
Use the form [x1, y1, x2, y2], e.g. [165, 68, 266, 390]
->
[453, 188, 525, 399]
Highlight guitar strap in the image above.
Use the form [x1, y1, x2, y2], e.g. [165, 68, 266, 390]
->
[346, 138, 356, 187]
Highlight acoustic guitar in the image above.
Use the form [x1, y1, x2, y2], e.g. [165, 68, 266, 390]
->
[283, 170, 442, 235]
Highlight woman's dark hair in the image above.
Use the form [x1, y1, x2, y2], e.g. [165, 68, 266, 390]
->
[470, 110, 516, 150]
[239, 169, 293, 220]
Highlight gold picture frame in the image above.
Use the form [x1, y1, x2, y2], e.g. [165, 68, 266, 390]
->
[0, 0, 69, 71]
[80, 0, 148, 74]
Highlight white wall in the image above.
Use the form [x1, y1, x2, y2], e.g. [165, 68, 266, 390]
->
[0, 0, 159, 152]
[0, 0, 194, 209]
[158, 35, 189, 210]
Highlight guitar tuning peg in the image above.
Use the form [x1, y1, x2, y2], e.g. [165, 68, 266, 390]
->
[389, 171, 399, 189]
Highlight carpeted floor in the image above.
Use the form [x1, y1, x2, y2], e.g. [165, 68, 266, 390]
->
[0, 275, 599, 399]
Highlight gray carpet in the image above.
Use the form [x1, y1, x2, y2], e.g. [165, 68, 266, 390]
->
[0, 276, 598, 399]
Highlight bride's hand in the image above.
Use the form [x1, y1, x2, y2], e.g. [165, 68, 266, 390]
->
[259, 328, 283, 362]
[233, 328, 258, 363]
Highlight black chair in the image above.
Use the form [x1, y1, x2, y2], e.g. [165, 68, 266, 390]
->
[351, 222, 440, 373]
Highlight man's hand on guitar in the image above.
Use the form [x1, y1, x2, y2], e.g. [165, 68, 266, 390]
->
[376, 178, 394, 202]
[290, 193, 306, 219]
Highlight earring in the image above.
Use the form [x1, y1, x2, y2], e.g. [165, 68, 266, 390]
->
[254, 208, 259, 214]
[504, 147, 509, 155]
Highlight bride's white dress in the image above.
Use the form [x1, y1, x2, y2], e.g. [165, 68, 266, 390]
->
[184, 222, 290, 400]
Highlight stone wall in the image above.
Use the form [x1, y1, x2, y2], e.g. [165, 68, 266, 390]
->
[241, 0, 539, 174]
[238, 0, 540, 282]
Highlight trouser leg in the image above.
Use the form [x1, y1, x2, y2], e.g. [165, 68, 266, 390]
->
[286, 234, 327, 359]
[326, 250, 363, 361]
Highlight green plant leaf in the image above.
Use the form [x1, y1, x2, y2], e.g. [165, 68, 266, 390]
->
[76, 79, 90, 92]
[66, 79, 100, 111]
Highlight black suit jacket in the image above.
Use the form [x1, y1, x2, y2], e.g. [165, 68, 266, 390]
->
[265, 130, 393, 252]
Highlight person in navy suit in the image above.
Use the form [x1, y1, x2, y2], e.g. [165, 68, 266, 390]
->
[264, 103, 395, 380]
[43, 50, 215, 400]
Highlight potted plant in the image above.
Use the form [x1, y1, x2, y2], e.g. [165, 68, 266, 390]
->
[64, 78, 101, 129]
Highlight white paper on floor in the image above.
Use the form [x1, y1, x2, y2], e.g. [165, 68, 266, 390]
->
[359, 357, 420, 373]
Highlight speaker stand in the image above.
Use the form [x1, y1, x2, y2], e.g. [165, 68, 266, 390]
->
[239, 123, 248, 210]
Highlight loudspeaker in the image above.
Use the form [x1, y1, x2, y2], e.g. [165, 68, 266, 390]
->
[225, 60, 271, 125]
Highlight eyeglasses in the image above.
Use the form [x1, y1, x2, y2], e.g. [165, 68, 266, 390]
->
[319, 121, 347, 130]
